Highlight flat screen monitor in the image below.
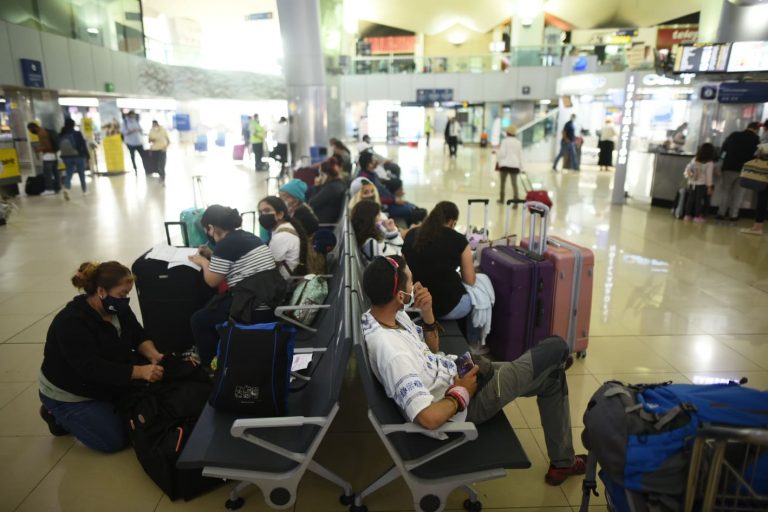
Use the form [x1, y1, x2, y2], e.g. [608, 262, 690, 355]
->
[674, 44, 731, 73]
[727, 41, 768, 73]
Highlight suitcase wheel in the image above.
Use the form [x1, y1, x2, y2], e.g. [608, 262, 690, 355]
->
[464, 498, 482, 511]
[576, 351, 587, 359]
[225, 497, 245, 510]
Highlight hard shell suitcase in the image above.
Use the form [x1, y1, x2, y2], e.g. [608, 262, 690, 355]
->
[520, 202, 593, 356]
[131, 252, 215, 354]
[164, 176, 208, 248]
[480, 207, 555, 361]
[232, 144, 245, 161]
[465, 198, 489, 251]
[521, 173, 553, 208]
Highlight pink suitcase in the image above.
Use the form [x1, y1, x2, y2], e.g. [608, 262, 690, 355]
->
[520, 203, 593, 357]
[232, 144, 245, 160]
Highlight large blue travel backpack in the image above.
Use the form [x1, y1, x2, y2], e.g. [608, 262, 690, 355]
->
[579, 381, 768, 512]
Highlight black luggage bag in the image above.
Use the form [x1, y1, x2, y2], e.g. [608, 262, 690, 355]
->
[132, 251, 215, 354]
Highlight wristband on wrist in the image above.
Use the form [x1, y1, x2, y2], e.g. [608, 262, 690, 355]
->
[422, 320, 441, 333]
[445, 385, 470, 412]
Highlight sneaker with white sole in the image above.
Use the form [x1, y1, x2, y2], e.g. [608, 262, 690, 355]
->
[740, 227, 763, 236]
[39, 190, 56, 196]
[63, 189, 70, 201]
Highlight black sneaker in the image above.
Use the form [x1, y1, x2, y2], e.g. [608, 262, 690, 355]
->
[39, 405, 69, 436]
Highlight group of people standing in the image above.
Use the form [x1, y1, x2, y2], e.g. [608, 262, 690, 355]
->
[122, 111, 170, 184]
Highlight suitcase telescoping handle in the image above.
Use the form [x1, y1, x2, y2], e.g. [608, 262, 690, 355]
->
[504, 198, 526, 236]
[521, 201, 549, 256]
[164, 221, 190, 247]
[240, 210, 256, 234]
[192, 175, 206, 209]
[466, 198, 490, 240]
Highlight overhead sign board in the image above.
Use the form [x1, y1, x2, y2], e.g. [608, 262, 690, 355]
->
[718, 83, 768, 104]
[20, 59, 44, 88]
[416, 88, 453, 104]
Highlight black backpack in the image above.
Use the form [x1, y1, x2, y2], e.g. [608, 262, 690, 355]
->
[120, 356, 221, 501]
[25, 175, 45, 196]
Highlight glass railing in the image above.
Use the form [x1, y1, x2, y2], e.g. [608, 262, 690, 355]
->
[518, 108, 559, 149]
[345, 45, 629, 75]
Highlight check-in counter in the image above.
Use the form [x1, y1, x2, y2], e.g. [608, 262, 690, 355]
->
[650, 151, 756, 214]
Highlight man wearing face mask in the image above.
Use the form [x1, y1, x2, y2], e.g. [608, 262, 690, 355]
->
[38, 261, 165, 453]
[362, 256, 586, 486]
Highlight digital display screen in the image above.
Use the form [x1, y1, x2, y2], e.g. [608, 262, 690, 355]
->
[674, 44, 731, 73]
[727, 41, 768, 72]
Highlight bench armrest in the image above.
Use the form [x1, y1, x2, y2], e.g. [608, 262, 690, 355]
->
[231, 415, 327, 437]
[274, 304, 331, 332]
[381, 421, 479, 441]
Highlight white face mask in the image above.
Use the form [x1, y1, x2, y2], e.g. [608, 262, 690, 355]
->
[400, 289, 414, 309]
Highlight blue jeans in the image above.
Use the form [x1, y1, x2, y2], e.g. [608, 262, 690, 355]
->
[553, 141, 579, 170]
[385, 202, 416, 224]
[191, 294, 233, 366]
[42, 159, 61, 192]
[440, 293, 482, 343]
[39, 392, 128, 453]
[63, 156, 87, 191]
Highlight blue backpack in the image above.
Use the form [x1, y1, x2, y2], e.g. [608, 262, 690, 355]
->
[580, 381, 768, 512]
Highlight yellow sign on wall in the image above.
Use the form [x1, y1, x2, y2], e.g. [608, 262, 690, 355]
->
[0, 148, 21, 180]
[103, 134, 125, 173]
[82, 118, 94, 140]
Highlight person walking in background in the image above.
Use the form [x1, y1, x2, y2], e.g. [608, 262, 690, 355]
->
[58, 118, 89, 199]
[249, 114, 267, 171]
[598, 118, 616, 171]
[496, 126, 524, 205]
[242, 116, 251, 155]
[741, 143, 768, 236]
[122, 111, 144, 175]
[682, 143, 716, 223]
[424, 115, 432, 147]
[147, 120, 170, 185]
[553, 114, 579, 171]
[27, 122, 61, 196]
[273, 116, 289, 167]
[716, 122, 761, 222]
[444, 116, 460, 158]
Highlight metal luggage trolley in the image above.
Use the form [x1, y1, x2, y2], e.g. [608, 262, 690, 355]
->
[684, 425, 768, 512]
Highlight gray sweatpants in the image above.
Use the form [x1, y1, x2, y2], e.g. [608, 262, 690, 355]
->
[466, 337, 575, 467]
[717, 171, 745, 218]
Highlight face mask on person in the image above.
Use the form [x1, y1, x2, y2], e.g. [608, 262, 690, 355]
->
[399, 289, 414, 309]
[102, 295, 130, 314]
[259, 213, 278, 231]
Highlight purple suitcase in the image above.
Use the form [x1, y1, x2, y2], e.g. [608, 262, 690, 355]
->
[480, 208, 555, 361]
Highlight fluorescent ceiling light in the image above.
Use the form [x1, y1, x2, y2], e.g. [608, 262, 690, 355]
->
[58, 97, 99, 107]
[86, 27, 99, 35]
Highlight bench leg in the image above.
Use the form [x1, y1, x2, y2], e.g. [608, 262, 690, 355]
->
[307, 459, 354, 498]
[354, 466, 400, 507]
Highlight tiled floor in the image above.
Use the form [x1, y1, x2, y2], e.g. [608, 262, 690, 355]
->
[1, 140, 766, 512]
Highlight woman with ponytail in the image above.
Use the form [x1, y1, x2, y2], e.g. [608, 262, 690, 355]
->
[257, 196, 309, 278]
[188, 204, 277, 365]
[38, 261, 164, 453]
[402, 201, 480, 343]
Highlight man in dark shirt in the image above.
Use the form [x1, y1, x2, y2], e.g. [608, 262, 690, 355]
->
[552, 114, 579, 171]
[308, 156, 347, 223]
[716, 122, 761, 221]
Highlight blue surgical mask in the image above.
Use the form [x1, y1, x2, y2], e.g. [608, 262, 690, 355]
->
[102, 295, 130, 314]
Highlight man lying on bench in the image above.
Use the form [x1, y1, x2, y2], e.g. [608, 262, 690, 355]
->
[360, 255, 586, 486]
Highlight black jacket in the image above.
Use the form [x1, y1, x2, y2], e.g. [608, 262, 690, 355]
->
[229, 268, 287, 324]
[41, 295, 148, 401]
[308, 179, 346, 224]
[722, 130, 760, 172]
[292, 203, 319, 236]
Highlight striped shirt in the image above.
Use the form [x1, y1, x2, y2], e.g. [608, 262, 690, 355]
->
[209, 230, 275, 286]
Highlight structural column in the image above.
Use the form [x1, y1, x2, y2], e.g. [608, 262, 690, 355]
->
[276, 0, 327, 160]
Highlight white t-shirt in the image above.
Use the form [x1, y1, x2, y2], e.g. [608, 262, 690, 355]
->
[274, 123, 289, 144]
[362, 309, 465, 436]
[269, 224, 301, 278]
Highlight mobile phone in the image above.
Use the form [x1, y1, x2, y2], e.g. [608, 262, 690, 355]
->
[456, 351, 474, 378]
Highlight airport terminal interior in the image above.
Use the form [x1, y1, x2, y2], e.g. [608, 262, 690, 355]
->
[0, 1, 767, 512]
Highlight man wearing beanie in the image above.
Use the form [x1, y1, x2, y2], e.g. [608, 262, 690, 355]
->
[279, 179, 319, 236]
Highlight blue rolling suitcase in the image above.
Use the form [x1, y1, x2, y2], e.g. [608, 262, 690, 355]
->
[480, 206, 555, 361]
[164, 176, 209, 248]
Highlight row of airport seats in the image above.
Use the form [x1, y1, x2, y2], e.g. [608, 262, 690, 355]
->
[178, 201, 531, 512]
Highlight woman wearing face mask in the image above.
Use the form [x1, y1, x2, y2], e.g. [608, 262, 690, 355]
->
[278, 179, 319, 236]
[349, 176, 381, 210]
[351, 200, 403, 265]
[258, 196, 309, 278]
[188, 205, 277, 365]
[38, 261, 164, 453]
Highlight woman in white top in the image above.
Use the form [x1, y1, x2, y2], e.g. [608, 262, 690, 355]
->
[496, 126, 524, 206]
[598, 119, 617, 171]
[351, 200, 403, 265]
[257, 196, 308, 278]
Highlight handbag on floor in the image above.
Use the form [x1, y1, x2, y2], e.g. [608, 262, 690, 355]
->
[739, 157, 768, 191]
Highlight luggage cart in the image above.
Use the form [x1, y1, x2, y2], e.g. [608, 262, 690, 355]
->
[685, 425, 768, 512]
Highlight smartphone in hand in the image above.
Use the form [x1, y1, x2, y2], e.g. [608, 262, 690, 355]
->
[456, 351, 474, 378]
